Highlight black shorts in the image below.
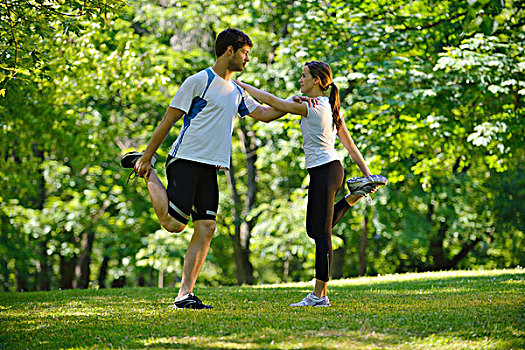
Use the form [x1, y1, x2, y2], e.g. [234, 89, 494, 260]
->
[166, 156, 219, 224]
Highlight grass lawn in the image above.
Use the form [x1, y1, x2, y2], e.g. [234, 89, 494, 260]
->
[1, 269, 524, 349]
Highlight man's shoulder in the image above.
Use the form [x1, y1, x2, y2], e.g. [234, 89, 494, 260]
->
[176, 69, 215, 96]
[184, 69, 209, 84]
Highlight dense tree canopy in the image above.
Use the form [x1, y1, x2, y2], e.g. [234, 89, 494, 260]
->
[1, 0, 523, 291]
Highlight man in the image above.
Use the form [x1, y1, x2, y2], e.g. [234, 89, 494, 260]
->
[121, 28, 285, 309]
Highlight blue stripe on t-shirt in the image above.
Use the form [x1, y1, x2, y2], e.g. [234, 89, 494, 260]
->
[232, 81, 251, 117]
[173, 70, 215, 157]
[202, 68, 214, 96]
[238, 99, 250, 117]
[173, 96, 206, 156]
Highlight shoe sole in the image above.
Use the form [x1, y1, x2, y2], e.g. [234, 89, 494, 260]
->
[121, 152, 142, 168]
[173, 304, 213, 310]
[347, 180, 387, 192]
[121, 152, 158, 169]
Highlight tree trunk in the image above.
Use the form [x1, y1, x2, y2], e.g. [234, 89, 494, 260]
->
[158, 270, 164, 288]
[98, 256, 109, 289]
[429, 221, 448, 270]
[38, 241, 51, 291]
[110, 259, 126, 288]
[430, 221, 482, 270]
[231, 222, 254, 285]
[59, 255, 77, 289]
[225, 120, 258, 285]
[331, 247, 345, 279]
[426, 201, 448, 271]
[449, 238, 482, 267]
[227, 162, 255, 285]
[76, 200, 109, 289]
[427, 199, 483, 270]
[148, 266, 154, 287]
[0, 258, 8, 291]
[138, 271, 146, 287]
[359, 215, 367, 276]
[283, 252, 291, 281]
[75, 231, 95, 289]
[15, 265, 28, 292]
[35, 148, 50, 290]
[111, 276, 126, 288]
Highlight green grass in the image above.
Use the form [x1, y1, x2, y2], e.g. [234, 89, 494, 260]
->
[1, 269, 524, 349]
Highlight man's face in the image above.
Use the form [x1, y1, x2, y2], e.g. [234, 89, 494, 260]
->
[228, 45, 251, 72]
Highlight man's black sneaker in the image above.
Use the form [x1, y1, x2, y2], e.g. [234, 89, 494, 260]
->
[173, 293, 213, 309]
[120, 151, 157, 169]
[121, 151, 157, 184]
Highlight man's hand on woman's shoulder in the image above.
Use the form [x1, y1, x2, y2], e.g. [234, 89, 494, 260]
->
[292, 95, 319, 107]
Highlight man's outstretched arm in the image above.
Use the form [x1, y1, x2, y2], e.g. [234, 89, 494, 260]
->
[135, 107, 184, 179]
[248, 105, 288, 123]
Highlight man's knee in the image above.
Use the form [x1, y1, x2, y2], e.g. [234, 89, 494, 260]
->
[195, 220, 216, 239]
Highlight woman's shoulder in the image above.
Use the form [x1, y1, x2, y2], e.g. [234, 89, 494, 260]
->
[318, 96, 330, 105]
[310, 96, 331, 112]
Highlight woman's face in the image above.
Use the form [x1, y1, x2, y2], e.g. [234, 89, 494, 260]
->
[299, 66, 318, 94]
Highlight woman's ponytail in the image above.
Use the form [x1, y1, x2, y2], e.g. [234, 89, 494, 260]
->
[329, 82, 341, 130]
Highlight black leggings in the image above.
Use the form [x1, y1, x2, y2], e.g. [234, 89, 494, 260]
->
[306, 160, 352, 282]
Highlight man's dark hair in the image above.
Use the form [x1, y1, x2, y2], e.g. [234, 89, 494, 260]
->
[215, 28, 253, 58]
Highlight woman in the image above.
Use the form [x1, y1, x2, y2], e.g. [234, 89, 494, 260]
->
[235, 61, 386, 307]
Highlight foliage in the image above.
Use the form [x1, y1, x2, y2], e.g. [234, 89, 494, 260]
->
[0, 0, 524, 290]
[0, 0, 128, 94]
[270, 0, 525, 276]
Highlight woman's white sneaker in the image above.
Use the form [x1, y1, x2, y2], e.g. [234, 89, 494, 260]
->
[346, 175, 388, 197]
[290, 292, 330, 307]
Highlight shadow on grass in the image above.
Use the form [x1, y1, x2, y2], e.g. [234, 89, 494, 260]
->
[127, 331, 407, 350]
[253, 271, 524, 292]
[1, 270, 523, 349]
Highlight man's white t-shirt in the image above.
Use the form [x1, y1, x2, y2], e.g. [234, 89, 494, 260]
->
[169, 68, 260, 169]
[300, 96, 340, 169]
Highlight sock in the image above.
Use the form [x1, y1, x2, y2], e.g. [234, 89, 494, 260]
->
[175, 293, 192, 302]
[309, 292, 321, 300]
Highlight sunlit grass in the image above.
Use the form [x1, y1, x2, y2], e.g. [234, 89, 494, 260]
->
[1, 269, 523, 349]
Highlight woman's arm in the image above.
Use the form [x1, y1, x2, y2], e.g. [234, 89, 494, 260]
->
[235, 80, 308, 117]
[337, 118, 372, 177]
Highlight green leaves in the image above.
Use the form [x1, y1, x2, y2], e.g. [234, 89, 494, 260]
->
[1, 0, 524, 291]
[463, 0, 511, 35]
[0, 0, 128, 93]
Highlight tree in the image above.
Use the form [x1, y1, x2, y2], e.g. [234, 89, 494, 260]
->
[1, 0, 523, 291]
